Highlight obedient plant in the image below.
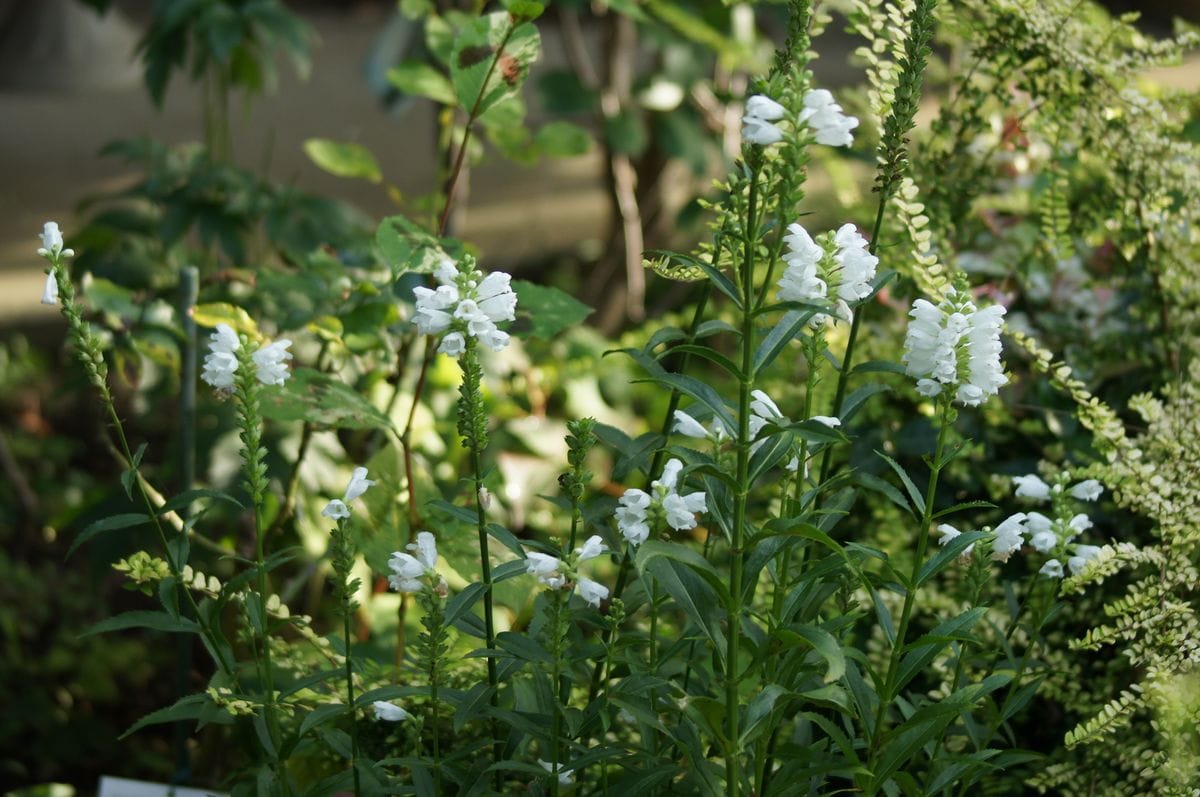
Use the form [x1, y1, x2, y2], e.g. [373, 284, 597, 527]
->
[43, 0, 1200, 794]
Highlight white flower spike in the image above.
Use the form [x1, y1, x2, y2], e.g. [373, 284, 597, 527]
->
[37, 222, 73, 258]
[387, 532, 439, 593]
[902, 288, 1007, 407]
[344, 467, 375, 502]
[321, 499, 350, 520]
[990, 513, 1027, 562]
[413, 257, 518, 355]
[577, 577, 609, 608]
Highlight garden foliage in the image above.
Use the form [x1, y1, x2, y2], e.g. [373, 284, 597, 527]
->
[7, 0, 1200, 794]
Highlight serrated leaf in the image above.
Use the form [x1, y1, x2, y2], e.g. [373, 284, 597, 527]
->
[875, 450, 926, 515]
[258, 368, 393, 431]
[513, 280, 592, 338]
[68, 513, 150, 558]
[83, 610, 201, 637]
[303, 138, 382, 183]
[451, 15, 540, 119]
[121, 693, 220, 739]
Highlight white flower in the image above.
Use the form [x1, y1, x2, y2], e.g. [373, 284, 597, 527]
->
[1013, 475, 1052, 501]
[673, 410, 707, 439]
[388, 534, 438, 593]
[749, 389, 788, 440]
[832, 223, 877, 306]
[526, 551, 567, 589]
[811, 415, 841, 428]
[1067, 513, 1092, 537]
[201, 323, 241, 389]
[778, 223, 828, 310]
[253, 338, 293, 386]
[372, 701, 409, 722]
[937, 523, 974, 557]
[958, 304, 1006, 406]
[538, 759, 575, 786]
[902, 289, 1007, 407]
[344, 467, 375, 502]
[413, 284, 459, 335]
[576, 577, 609, 608]
[615, 488, 652, 546]
[1039, 559, 1064, 579]
[476, 271, 518, 324]
[439, 331, 466, 356]
[742, 94, 786, 146]
[615, 459, 707, 543]
[408, 531, 438, 571]
[321, 499, 350, 520]
[990, 513, 1027, 562]
[41, 272, 58, 305]
[1067, 544, 1101, 575]
[413, 259, 517, 354]
[1028, 511, 1058, 553]
[797, 89, 858, 147]
[37, 221, 71, 257]
[1070, 479, 1103, 501]
[662, 491, 707, 531]
[574, 535, 605, 562]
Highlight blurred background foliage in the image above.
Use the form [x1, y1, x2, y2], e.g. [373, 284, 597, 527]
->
[1, 0, 1199, 793]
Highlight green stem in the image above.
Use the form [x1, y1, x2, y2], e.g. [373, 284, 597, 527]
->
[342, 574, 361, 797]
[587, 282, 713, 703]
[868, 400, 952, 781]
[52, 262, 237, 681]
[726, 159, 761, 797]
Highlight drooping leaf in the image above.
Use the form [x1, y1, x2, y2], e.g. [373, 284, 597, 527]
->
[386, 61, 456, 105]
[83, 610, 201, 637]
[303, 138, 382, 183]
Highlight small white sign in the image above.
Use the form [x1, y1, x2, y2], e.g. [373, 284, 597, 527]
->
[97, 776, 227, 797]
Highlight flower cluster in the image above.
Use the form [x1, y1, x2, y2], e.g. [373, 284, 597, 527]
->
[524, 535, 609, 607]
[741, 88, 858, 149]
[777, 222, 878, 324]
[902, 287, 1007, 407]
[200, 324, 293, 390]
[413, 257, 518, 355]
[321, 466, 376, 520]
[1011, 473, 1105, 578]
[615, 459, 707, 546]
[799, 89, 858, 147]
[388, 531, 441, 593]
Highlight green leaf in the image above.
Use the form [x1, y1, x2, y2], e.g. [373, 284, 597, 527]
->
[740, 684, 788, 745]
[754, 308, 820, 373]
[156, 487, 243, 516]
[451, 14, 540, 119]
[83, 610, 201, 637]
[121, 442, 148, 500]
[875, 450, 926, 515]
[121, 693, 222, 739]
[537, 69, 597, 114]
[303, 138, 382, 183]
[513, 280, 593, 338]
[492, 631, 552, 663]
[916, 530, 988, 588]
[893, 607, 988, 695]
[451, 683, 495, 733]
[68, 513, 150, 558]
[386, 61, 456, 105]
[299, 704, 349, 739]
[444, 583, 487, 628]
[856, 472, 917, 518]
[192, 302, 259, 337]
[640, 554, 727, 666]
[259, 368, 393, 431]
[376, 214, 456, 276]
[782, 624, 847, 684]
[636, 539, 731, 606]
